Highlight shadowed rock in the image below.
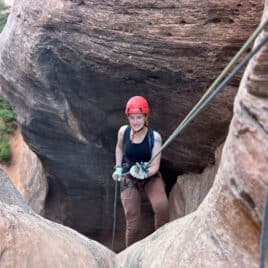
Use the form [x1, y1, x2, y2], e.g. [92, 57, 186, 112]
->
[0, 168, 33, 214]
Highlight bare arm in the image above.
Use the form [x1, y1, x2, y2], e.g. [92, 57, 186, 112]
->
[146, 131, 162, 178]
[115, 125, 127, 167]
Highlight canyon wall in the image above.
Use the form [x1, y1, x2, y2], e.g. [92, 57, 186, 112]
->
[0, 0, 263, 249]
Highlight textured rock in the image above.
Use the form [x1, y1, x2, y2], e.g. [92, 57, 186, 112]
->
[119, 175, 261, 268]
[1, 128, 47, 215]
[0, 168, 117, 268]
[169, 144, 222, 220]
[222, 24, 268, 224]
[118, 2, 268, 266]
[0, 0, 263, 248]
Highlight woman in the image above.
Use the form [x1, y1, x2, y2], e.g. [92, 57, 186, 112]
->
[113, 96, 169, 247]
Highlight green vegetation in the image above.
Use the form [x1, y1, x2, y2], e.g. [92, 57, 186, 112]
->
[0, 0, 9, 32]
[0, 2, 14, 163]
[0, 97, 15, 162]
[0, 137, 11, 161]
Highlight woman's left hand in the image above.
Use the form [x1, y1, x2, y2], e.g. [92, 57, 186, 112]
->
[130, 162, 148, 180]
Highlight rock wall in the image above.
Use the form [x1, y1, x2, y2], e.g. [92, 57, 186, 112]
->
[1, 128, 47, 215]
[169, 144, 222, 220]
[0, 0, 264, 248]
[119, 172, 262, 267]
[0, 168, 117, 268]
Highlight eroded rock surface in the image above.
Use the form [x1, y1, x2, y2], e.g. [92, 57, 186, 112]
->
[1, 128, 47, 215]
[119, 174, 261, 268]
[0, 168, 117, 268]
[169, 145, 222, 220]
[0, 0, 263, 248]
[222, 28, 268, 225]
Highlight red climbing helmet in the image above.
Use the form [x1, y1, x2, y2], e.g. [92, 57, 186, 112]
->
[125, 96, 150, 115]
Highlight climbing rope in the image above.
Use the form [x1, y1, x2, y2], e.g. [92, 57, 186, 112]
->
[260, 189, 268, 268]
[111, 180, 118, 251]
[146, 18, 268, 167]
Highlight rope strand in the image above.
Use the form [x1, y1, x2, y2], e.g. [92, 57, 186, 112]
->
[146, 19, 268, 167]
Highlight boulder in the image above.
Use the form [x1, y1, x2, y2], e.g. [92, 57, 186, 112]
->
[169, 144, 222, 220]
[0, 168, 117, 268]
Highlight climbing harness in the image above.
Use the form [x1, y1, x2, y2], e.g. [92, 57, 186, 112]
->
[260, 189, 268, 268]
[120, 179, 137, 192]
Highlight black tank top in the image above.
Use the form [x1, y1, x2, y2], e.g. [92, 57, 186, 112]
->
[122, 126, 154, 169]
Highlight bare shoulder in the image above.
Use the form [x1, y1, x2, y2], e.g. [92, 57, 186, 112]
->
[119, 125, 128, 133]
[153, 130, 162, 145]
[118, 125, 128, 138]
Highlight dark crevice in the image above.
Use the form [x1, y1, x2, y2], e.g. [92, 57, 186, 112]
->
[230, 178, 238, 191]
[209, 233, 228, 260]
[129, 4, 176, 10]
[160, 159, 182, 196]
[70, 0, 85, 5]
[240, 101, 268, 136]
[164, 32, 173, 37]
[233, 9, 240, 15]
[148, 75, 160, 80]
[208, 18, 222, 24]
[240, 191, 256, 211]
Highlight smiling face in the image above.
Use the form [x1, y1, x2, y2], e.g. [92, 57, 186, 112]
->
[128, 113, 147, 132]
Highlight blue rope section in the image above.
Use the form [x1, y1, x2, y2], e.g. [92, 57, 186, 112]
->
[260, 189, 268, 268]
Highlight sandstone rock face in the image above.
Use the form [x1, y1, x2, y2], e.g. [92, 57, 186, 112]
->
[1, 128, 47, 215]
[0, 0, 263, 248]
[119, 175, 261, 268]
[222, 24, 268, 225]
[169, 144, 222, 220]
[0, 168, 117, 268]
[118, 2, 268, 266]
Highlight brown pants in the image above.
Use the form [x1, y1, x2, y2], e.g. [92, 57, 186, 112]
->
[120, 172, 169, 247]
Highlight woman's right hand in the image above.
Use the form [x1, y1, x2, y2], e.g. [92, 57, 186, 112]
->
[112, 166, 123, 181]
